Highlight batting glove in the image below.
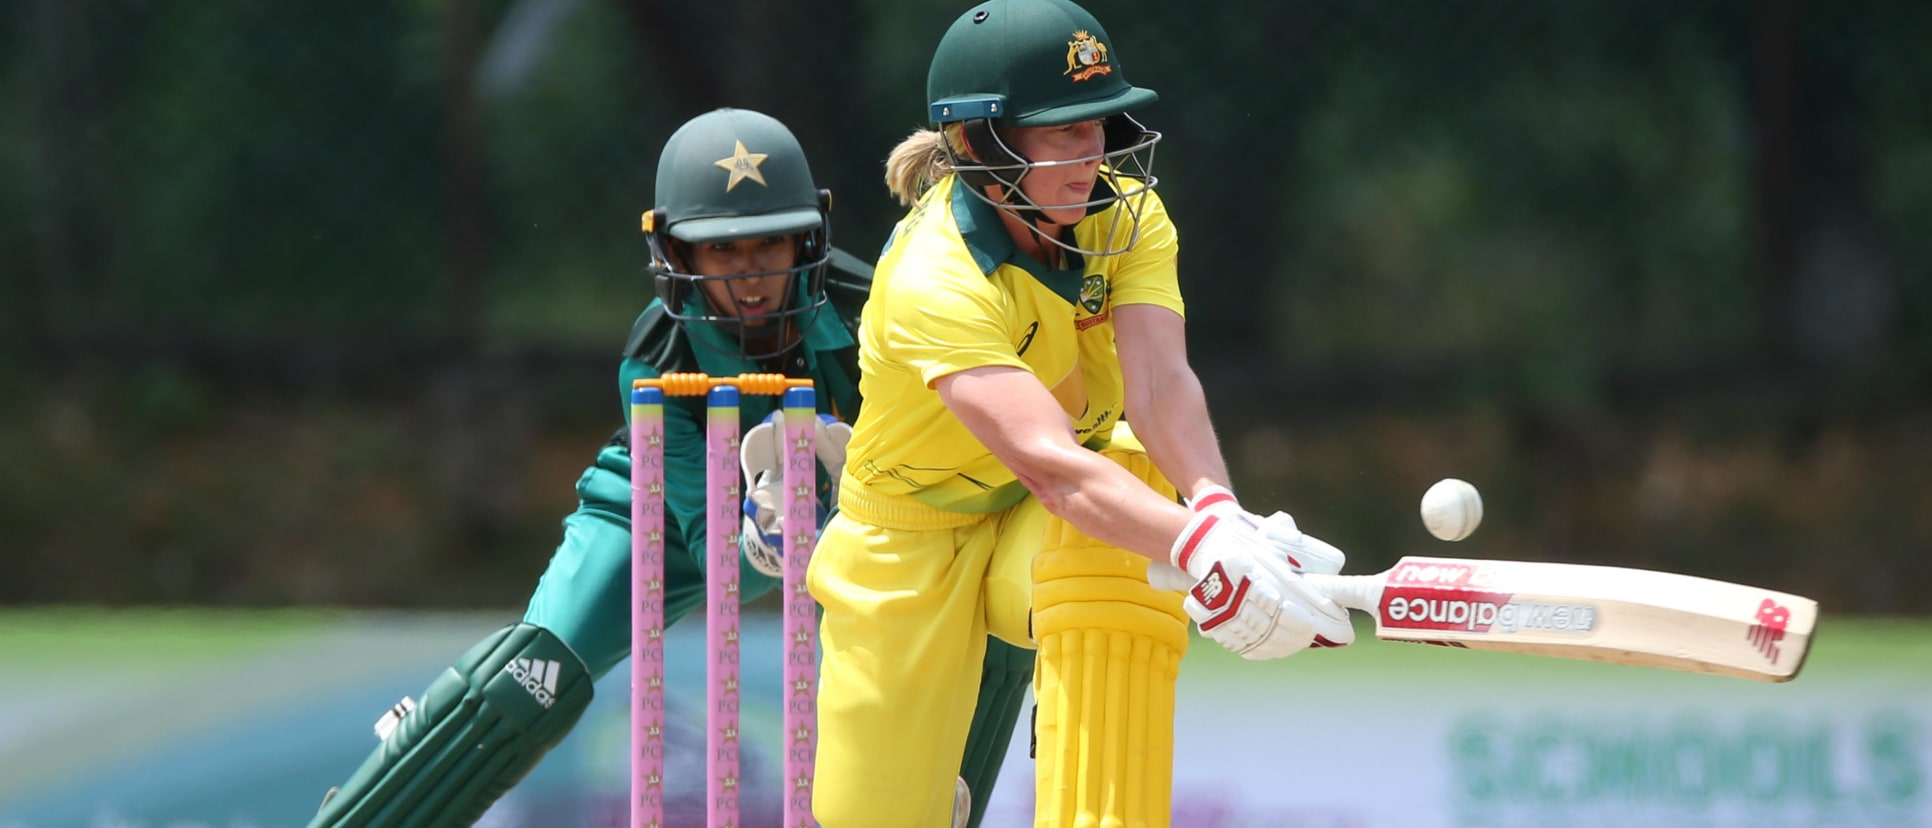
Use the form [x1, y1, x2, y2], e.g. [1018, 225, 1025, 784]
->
[1147, 485, 1346, 590]
[1169, 507, 1355, 660]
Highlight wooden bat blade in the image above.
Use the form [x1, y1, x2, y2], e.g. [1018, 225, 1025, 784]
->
[1305, 556, 1817, 682]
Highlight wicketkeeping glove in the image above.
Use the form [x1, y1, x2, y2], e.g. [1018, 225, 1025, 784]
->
[739, 410, 851, 578]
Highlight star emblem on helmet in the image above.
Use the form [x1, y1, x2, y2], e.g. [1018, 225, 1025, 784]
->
[714, 140, 769, 192]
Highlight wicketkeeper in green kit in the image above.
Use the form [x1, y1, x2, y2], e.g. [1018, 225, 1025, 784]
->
[307, 107, 1031, 828]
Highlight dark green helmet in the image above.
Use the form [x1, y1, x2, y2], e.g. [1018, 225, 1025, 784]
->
[642, 108, 831, 360]
[927, 0, 1156, 127]
[924, 0, 1162, 256]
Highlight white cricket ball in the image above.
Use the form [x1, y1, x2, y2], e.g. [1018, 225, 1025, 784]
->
[1420, 478, 1483, 542]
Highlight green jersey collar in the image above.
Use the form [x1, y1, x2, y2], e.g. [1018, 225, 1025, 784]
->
[950, 177, 1086, 307]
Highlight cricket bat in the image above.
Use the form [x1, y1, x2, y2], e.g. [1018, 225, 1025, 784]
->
[1302, 556, 1817, 682]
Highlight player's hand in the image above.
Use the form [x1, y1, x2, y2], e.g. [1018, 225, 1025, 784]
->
[1187, 485, 1346, 576]
[1148, 526, 1346, 590]
[1148, 487, 1347, 590]
[739, 410, 851, 577]
[1169, 507, 1355, 659]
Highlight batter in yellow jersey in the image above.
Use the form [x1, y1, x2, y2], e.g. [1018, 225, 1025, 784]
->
[812, 168, 1193, 826]
[808, 2, 1358, 827]
[845, 173, 1183, 515]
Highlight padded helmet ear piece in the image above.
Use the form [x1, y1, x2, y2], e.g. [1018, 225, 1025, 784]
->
[644, 208, 684, 310]
[1086, 114, 1153, 217]
[798, 189, 832, 257]
[1101, 114, 1146, 155]
[642, 207, 668, 264]
[653, 268, 679, 310]
[958, 119, 1028, 196]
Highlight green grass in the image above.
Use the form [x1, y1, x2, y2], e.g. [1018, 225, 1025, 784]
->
[0, 606, 339, 663]
[1791, 615, 1932, 662]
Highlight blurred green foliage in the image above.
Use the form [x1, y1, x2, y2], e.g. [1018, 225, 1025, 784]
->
[2, 0, 1928, 612]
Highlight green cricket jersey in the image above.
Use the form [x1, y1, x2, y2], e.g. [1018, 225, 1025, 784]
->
[521, 250, 869, 679]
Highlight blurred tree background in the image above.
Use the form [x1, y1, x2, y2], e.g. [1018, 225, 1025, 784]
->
[2, 0, 1927, 612]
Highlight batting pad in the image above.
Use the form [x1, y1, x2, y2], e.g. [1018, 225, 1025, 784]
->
[308, 623, 593, 828]
[1032, 514, 1190, 828]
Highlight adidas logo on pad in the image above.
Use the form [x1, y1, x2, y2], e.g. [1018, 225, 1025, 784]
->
[505, 658, 560, 709]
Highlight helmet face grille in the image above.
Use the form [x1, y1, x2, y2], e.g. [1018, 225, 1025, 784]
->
[950, 114, 1162, 258]
[648, 229, 834, 362]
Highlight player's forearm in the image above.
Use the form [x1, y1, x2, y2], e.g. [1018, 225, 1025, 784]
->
[1013, 444, 1192, 560]
[938, 365, 1192, 559]
[1125, 364, 1230, 501]
[1112, 303, 1232, 500]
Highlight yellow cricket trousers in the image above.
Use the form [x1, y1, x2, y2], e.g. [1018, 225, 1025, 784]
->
[810, 426, 1186, 827]
[808, 469, 1044, 826]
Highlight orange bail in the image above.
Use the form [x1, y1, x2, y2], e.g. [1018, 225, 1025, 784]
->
[633, 372, 813, 397]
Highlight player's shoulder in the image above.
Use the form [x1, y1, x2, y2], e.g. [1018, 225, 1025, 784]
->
[1090, 181, 1172, 230]
[823, 247, 873, 335]
[826, 247, 872, 303]
[1080, 183, 1176, 267]
[1134, 185, 1174, 229]
[620, 300, 697, 373]
[877, 210, 999, 296]
[876, 238, 994, 304]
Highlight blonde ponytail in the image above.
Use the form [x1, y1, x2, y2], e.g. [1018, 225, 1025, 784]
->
[883, 126, 969, 207]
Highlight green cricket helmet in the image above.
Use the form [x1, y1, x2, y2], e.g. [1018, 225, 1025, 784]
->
[926, 0, 1161, 256]
[643, 107, 832, 360]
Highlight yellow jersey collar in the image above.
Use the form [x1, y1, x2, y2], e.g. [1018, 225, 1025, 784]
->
[949, 176, 1088, 307]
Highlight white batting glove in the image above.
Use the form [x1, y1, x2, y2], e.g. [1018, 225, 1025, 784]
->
[1250, 512, 1347, 576]
[739, 410, 852, 578]
[1146, 486, 1346, 589]
[1148, 485, 1245, 591]
[1149, 521, 1346, 589]
[1146, 561, 1195, 592]
[1170, 508, 1355, 660]
[1159, 484, 1344, 575]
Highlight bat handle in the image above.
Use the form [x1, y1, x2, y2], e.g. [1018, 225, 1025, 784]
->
[1303, 573, 1383, 614]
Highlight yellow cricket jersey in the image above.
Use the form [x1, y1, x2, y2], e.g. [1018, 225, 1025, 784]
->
[845, 173, 1183, 514]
